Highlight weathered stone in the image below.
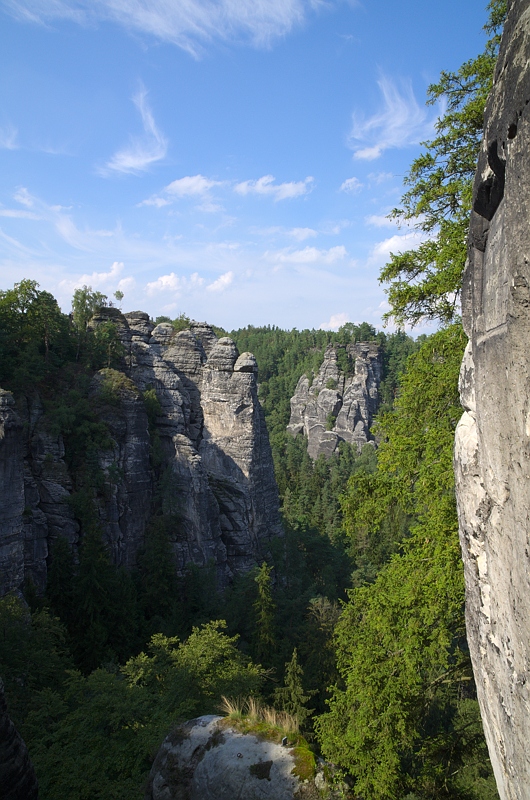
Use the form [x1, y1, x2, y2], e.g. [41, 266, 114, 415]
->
[0, 313, 282, 595]
[0, 678, 39, 800]
[454, 3, 530, 798]
[123, 311, 155, 342]
[0, 391, 25, 595]
[287, 343, 381, 458]
[144, 716, 337, 800]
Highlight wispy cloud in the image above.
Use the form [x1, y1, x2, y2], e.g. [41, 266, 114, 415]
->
[319, 312, 349, 330]
[368, 231, 429, 265]
[207, 270, 234, 292]
[288, 227, 318, 241]
[146, 271, 204, 296]
[58, 260, 130, 293]
[0, 125, 18, 150]
[3, 0, 326, 56]
[234, 174, 314, 201]
[266, 245, 347, 265]
[141, 174, 223, 208]
[0, 209, 40, 219]
[349, 75, 437, 160]
[365, 213, 397, 228]
[102, 85, 167, 175]
[339, 177, 362, 193]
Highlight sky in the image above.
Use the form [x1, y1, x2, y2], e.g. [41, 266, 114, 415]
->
[0, 0, 489, 333]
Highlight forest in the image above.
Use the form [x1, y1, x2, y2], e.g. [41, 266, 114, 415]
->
[0, 1, 506, 798]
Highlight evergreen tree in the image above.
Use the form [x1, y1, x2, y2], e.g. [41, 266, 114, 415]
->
[274, 647, 314, 728]
[252, 563, 276, 664]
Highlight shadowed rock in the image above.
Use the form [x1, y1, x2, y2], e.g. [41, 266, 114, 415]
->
[0, 678, 39, 800]
[454, 2, 530, 797]
[287, 342, 381, 459]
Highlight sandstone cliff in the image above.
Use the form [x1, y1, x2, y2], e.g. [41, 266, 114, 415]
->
[0, 315, 282, 596]
[454, 1, 530, 797]
[287, 343, 381, 459]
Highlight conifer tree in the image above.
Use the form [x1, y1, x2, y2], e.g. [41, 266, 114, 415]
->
[274, 647, 314, 728]
[252, 562, 276, 663]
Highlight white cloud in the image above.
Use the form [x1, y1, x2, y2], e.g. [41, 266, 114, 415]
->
[267, 245, 347, 265]
[146, 271, 204, 295]
[141, 174, 223, 208]
[368, 231, 428, 265]
[365, 214, 397, 228]
[339, 177, 362, 193]
[0, 209, 40, 219]
[4, 0, 326, 56]
[0, 125, 18, 150]
[349, 75, 437, 160]
[368, 171, 393, 184]
[59, 261, 126, 292]
[206, 271, 234, 292]
[102, 85, 167, 175]
[234, 174, 313, 201]
[167, 175, 221, 197]
[288, 227, 317, 241]
[319, 312, 349, 330]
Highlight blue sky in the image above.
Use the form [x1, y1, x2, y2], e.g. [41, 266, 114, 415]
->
[0, 0, 489, 332]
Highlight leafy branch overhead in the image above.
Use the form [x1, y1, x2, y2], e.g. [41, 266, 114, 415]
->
[381, 0, 507, 328]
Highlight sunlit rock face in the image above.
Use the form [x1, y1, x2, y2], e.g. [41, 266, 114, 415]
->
[0, 314, 282, 595]
[454, 2, 530, 797]
[287, 343, 381, 459]
[144, 716, 336, 800]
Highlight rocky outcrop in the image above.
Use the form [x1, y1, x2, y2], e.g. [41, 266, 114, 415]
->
[0, 391, 25, 595]
[0, 314, 282, 595]
[0, 678, 39, 800]
[287, 343, 381, 459]
[454, 2, 530, 798]
[145, 715, 338, 800]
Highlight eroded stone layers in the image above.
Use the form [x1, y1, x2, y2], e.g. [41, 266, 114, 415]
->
[454, 2, 530, 797]
[287, 342, 381, 459]
[0, 315, 282, 595]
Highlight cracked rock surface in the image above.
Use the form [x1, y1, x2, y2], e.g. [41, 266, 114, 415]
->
[287, 343, 381, 459]
[454, 2, 530, 797]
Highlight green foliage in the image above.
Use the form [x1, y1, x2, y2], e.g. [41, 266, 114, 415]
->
[381, 0, 507, 327]
[325, 412, 337, 431]
[316, 326, 497, 798]
[21, 621, 262, 800]
[274, 647, 315, 728]
[253, 563, 276, 664]
[0, 279, 71, 388]
[71, 286, 108, 332]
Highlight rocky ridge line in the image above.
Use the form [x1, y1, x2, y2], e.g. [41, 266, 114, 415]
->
[287, 342, 381, 459]
[0, 313, 282, 596]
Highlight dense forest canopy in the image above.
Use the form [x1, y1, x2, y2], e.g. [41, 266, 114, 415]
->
[0, 2, 507, 798]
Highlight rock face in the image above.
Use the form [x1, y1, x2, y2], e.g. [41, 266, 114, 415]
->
[287, 343, 381, 459]
[145, 715, 335, 800]
[0, 678, 39, 800]
[454, 2, 530, 797]
[0, 315, 282, 595]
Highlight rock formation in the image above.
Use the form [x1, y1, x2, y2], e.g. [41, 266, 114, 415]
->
[144, 715, 338, 800]
[287, 343, 381, 459]
[0, 678, 39, 800]
[0, 315, 282, 595]
[454, 2, 530, 797]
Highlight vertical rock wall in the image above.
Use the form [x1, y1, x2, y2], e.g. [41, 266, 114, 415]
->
[0, 314, 282, 595]
[287, 342, 381, 459]
[454, 1, 530, 797]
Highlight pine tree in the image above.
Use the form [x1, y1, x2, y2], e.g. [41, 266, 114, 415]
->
[274, 647, 314, 728]
[252, 562, 276, 663]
